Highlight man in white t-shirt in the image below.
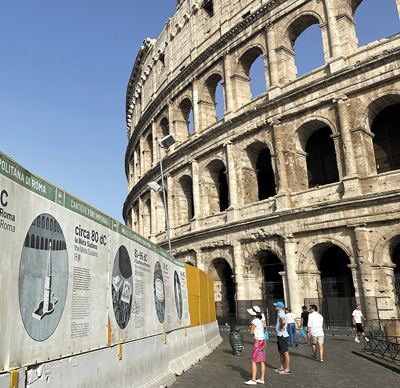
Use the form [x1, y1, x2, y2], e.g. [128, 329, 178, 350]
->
[352, 304, 369, 343]
[307, 305, 324, 362]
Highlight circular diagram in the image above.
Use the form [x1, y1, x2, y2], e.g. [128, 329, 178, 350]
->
[111, 245, 133, 329]
[153, 261, 165, 323]
[19, 213, 68, 341]
[174, 271, 183, 320]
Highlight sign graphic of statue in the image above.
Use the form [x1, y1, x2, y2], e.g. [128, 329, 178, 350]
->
[174, 270, 183, 320]
[19, 214, 68, 341]
[153, 261, 165, 323]
[111, 245, 133, 329]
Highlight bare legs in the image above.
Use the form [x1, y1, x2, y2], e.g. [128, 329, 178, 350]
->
[250, 361, 265, 382]
[279, 351, 290, 372]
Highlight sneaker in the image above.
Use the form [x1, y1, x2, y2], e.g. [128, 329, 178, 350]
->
[256, 379, 265, 384]
[320, 359, 324, 362]
[355, 338, 360, 343]
[244, 380, 257, 385]
[365, 337, 369, 342]
[273, 368, 283, 373]
[295, 343, 298, 347]
[279, 370, 291, 375]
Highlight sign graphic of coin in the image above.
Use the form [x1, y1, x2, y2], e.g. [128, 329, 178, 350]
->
[153, 261, 165, 323]
[111, 245, 133, 329]
[174, 271, 183, 320]
[19, 214, 68, 341]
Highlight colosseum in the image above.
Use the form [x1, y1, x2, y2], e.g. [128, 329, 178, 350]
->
[124, 0, 400, 326]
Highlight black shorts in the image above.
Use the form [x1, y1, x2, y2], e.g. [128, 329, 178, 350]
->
[356, 323, 364, 333]
[277, 336, 289, 352]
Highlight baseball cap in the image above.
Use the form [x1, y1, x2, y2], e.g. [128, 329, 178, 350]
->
[273, 301, 285, 309]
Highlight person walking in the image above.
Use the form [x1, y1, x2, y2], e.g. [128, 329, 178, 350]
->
[307, 305, 324, 362]
[299, 306, 310, 345]
[244, 306, 266, 385]
[352, 304, 369, 343]
[273, 301, 290, 375]
[284, 307, 298, 347]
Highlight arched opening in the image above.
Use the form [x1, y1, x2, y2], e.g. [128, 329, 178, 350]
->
[143, 132, 153, 172]
[215, 79, 224, 120]
[292, 24, 325, 77]
[371, 104, 400, 174]
[234, 46, 266, 106]
[306, 127, 339, 187]
[389, 237, 400, 311]
[256, 149, 276, 200]
[208, 258, 235, 325]
[354, 0, 400, 47]
[176, 98, 194, 140]
[203, 159, 229, 215]
[30, 234, 35, 248]
[318, 245, 355, 326]
[200, 73, 224, 128]
[160, 117, 169, 138]
[260, 252, 284, 325]
[249, 54, 267, 100]
[177, 175, 194, 224]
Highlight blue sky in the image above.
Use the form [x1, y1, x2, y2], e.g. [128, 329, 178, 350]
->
[1, 1, 399, 223]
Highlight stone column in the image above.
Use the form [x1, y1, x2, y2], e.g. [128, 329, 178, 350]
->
[151, 120, 157, 167]
[333, 95, 361, 197]
[279, 271, 288, 307]
[225, 141, 238, 222]
[149, 189, 157, 238]
[190, 159, 201, 230]
[165, 174, 175, 238]
[265, 22, 280, 98]
[284, 236, 302, 314]
[139, 137, 145, 178]
[191, 78, 200, 134]
[268, 117, 289, 210]
[138, 197, 144, 236]
[223, 52, 235, 117]
[233, 242, 246, 324]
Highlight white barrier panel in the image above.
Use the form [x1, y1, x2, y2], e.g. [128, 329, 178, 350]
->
[0, 322, 222, 388]
[0, 152, 189, 371]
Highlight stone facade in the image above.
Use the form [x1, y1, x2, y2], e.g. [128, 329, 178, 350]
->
[124, 0, 400, 324]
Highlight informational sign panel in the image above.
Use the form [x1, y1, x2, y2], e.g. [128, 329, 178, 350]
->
[0, 152, 189, 371]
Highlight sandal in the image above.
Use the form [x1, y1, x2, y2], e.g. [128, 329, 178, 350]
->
[310, 355, 317, 360]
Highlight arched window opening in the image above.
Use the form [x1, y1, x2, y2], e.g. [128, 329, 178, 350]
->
[30, 234, 35, 248]
[260, 253, 284, 325]
[41, 237, 44, 249]
[50, 219, 53, 231]
[371, 104, 400, 174]
[306, 127, 339, 187]
[200, 73, 224, 128]
[354, 0, 400, 47]
[46, 217, 49, 230]
[25, 234, 29, 247]
[178, 176, 194, 224]
[249, 54, 267, 99]
[256, 149, 276, 200]
[36, 236, 39, 249]
[45, 238, 48, 250]
[293, 24, 325, 77]
[218, 167, 229, 212]
[208, 258, 235, 325]
[143, 133, 153, 171]
[215, 80, 224, 120]
[176, 98, 194, 140]
[160, 117, 169, 138]
[391, 240, 400, 307]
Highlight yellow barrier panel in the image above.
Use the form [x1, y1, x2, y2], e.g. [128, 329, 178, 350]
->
[186, 264, 216, 327]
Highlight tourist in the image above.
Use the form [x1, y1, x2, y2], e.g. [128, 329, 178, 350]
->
[307, 305, 324, 362]
[352, 304, 369, 343]
[244, 306, 266, 385]
[284, 307, 298, 347]
[273, 301, 291, 374]
[299, 306, 310, 345]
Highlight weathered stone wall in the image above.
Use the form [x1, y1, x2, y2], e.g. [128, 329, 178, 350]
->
[124, 0, 400, 324]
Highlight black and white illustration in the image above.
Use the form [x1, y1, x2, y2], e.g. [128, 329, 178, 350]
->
[111, 245, 133, 329]
[19, 214, 68, 341]
[153, 260, 165, 323]
[174, 270, 183, 320]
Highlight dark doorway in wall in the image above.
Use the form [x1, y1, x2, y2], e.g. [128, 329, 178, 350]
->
[371, 104, 400, 174]
[218, 166, 229, 211]
[256, 148, 276, 200]
[306, 127, 339, 187]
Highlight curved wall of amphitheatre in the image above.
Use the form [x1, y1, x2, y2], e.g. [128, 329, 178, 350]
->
[124, 0, 400, 324]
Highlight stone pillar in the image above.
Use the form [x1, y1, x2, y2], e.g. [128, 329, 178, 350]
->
[233, 242, 246, 325]
[225, 141, 238, 222]
[138, 197, 144, 236]
[191, 79, 200, 134]
[149, 189, 157, 238]
[165, 174, 175, 238]
[139, 137, 145, 178]
[284, 236, 302, 314]
[133, 148, 138, 185]
[268, 117, 289, 210]
[333, 95, 361, 197]
[279, 271, 288, 307]
[265, 22, 281, 98]
[190, 159, 201, 230]
[223, 52, 235, 117]
[275, 46, 296, 85]
[151, 120, 157, 167]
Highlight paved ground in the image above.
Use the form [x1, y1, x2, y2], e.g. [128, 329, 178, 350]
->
[172, 328, 399, 387]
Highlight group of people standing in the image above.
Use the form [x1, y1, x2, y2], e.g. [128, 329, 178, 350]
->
[244, 302, 324, 385]
[244, 302, 370, 384]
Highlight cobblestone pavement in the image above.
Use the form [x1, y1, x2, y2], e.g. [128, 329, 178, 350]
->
[172, 329, 399, 388]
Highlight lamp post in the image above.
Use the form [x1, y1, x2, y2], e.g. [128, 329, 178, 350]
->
[148, 134, 175, 255]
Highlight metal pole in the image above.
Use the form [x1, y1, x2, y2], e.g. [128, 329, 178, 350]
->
[158, 143, 172, 254]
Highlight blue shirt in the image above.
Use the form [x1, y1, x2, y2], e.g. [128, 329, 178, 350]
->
[276, 310, 289, 337]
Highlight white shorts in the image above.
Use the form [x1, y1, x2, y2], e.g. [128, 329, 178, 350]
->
[311, 335, 324, 345]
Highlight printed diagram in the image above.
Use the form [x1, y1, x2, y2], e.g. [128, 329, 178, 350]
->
[174, 271, 183, 320]
[19, 213, 68, 341]
[153, 261, 165, 323]
[112, 245, 133, 329]
[32, 241, 58, 320]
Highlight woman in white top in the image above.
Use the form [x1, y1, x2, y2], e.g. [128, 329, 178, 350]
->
[244, 307, 266, 385]
[284, 307, 299, 347]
